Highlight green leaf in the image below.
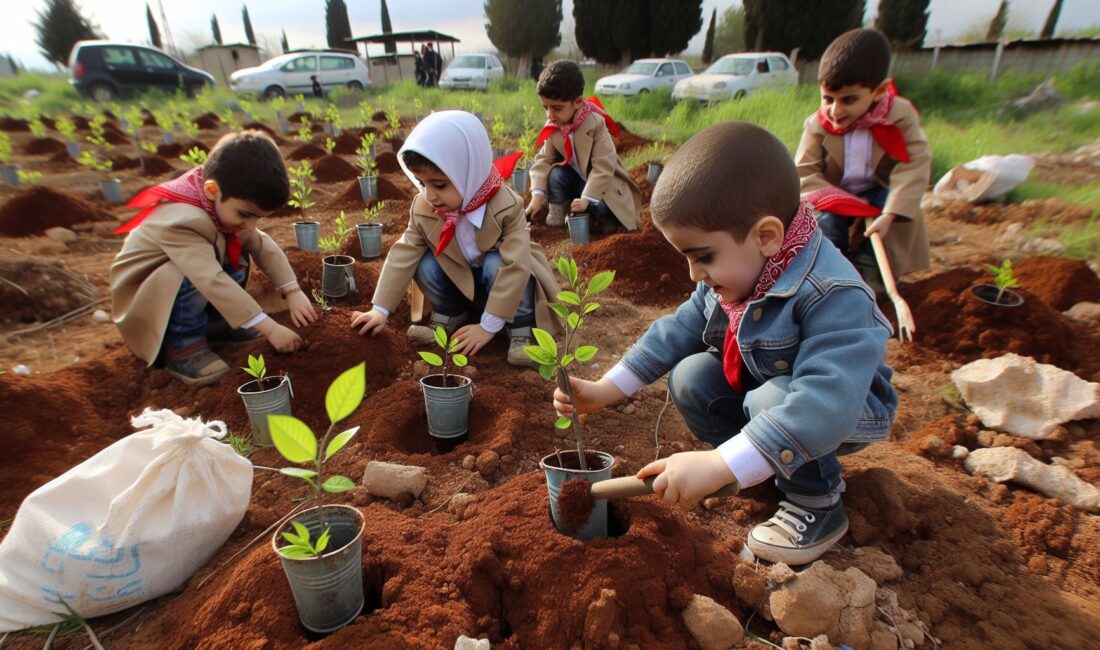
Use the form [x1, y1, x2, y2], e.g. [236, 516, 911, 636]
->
[281, 530, 304, 546]
[291, 520, 310, 541]
[269, 415, 318, 463]
[555, 416, 572, 429]
[538, 363, 556, 381]
[532, 328, 558, 356]
[453, 354, 468, 367]
[524, 345, 556, 366]
[322, 475, 356, 493]
[279, 467, 318, 480]
[561, 353, 574, 367]
[582, 302, 600, 315]
[558, 291, 581, 306]
[324, 426, 359, 460]
[556, 256, 570, 279]
[575, 345, 598, 362]
[568, 258, 578, 286]
[546, 302, 569, 318]
[447, 338, 459, 353]
[315, 527, 331, 554]
[279, 545, 317, 559]
[325, 362, 366, 424]
[419, 351, 444, 366]
[588, 270, 615, 295]
[567, 312, 580, 329]
[433, 325, 448, 349]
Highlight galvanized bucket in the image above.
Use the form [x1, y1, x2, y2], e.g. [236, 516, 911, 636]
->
[162, 132, 175, 145]
[566, 213, 590, 245]
[647, 162, 663, 184]
[358, 176, 378, 202]
[237, 374, 293, 446]
[100, 179, 122, 204]
[512, 167, 528, 193]
[294, 221, 321, 252]
[66, 143, 80, 158]
[0, 165, 20, 187]
[322, 255, 357, 298]
[357, 223, 382, 259]
[540, 450, 615, 540]
[419, 374, 473, 440]
[970, 284, 1025, 308]
[273, 504, 365, 634]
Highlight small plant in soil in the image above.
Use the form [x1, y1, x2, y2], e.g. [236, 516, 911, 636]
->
[138, 140, 158, 173]
[363, 201, 385, 224]
[225, 432, 257, 458]
[17, 169, 42, 185]
[0, 133, 13, 164]
[270, 95, 287, 114]
[85, 114, 113, 153]
[55, 117, 77, 143]
[241, 353, 269, 383]
[76, 149, 113, 176]
[519, 105, 539, 167]
[383, 101, 400, 140]
[287, 159, 316, 219]
[269, 362, 365, 557]
[311, 288, 330, 311]
[491, 113, 507, 152]
[180, 146, 208, 167]
[324, 136, 337, 156]
[296, 115, 312, 144]
[355, 132, 377, 177]
[180, 119, 199, 141]
[357, 101, 373, 128]
[324, 103, 341, 132]
[985, 259, 1021, 304]
[220, 109, 242, 132]
[318, 210, 352, 254]
[524, 257, 615, 471]
[413, 97, 423, 121]
[153, 110, 175, 137]
[29, 118, 47, 140]
[418, 326, 469, 387]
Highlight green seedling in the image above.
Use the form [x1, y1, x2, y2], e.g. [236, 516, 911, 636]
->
[413, 97, 423, 120]
[311, 288, 330, 311]
[318, 210, 352, 254]
[270, 96, 287, 113]
[154, 110, 174, 134]
[0, 133, 12, 164]
[418, 326, 468, 388]
[241, 353, 267, 382]
[181, 119, 200, 140]
[29, 118, 47, 139]
[382, 101, 400, 140]
[524, 257, 615, 470]
[324, 103, 341, 131]
[984, 259, 1020, 304]
[293, 93, 306, 108]
[86, 114, 113, 152]
[519, 105, 540, 166]
[180, 146, 207, 167]
[238, 99, 253, 117]
[297, 115, 312, 144]
[324, 136, 336, 156]
[363, 201, 385, 224]
[77, 149, 113, 174]
[355, 132, 377, 177]
[225, 433, 257, 458]
[17, 170, 42, 184]
[269, 362, 365, 558]
[55, 117, 77, 143]
[140, 141, 158, 155]
[287, 160, 316, 218]
[491, 113, 507, 151]
[358, 101, 374, 128]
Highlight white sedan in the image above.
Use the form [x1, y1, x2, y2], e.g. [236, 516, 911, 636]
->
[439, 53, 505, 91]
[672, 52, 796, 102]
[595, 58, 694, 97]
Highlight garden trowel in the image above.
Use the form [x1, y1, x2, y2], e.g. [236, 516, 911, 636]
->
[589, 475, 740, 500]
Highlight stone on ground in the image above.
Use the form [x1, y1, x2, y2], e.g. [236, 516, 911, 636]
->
[964, 446, 1100, 512]
[361, 461, 428, 499]
[454, 635, 490, 650]
[681, 594, 743, 650]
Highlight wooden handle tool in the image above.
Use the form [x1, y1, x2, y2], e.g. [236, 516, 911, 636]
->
[589, 476, 740, 500]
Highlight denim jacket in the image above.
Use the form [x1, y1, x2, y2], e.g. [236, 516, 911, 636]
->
[620, 229, 898, 479]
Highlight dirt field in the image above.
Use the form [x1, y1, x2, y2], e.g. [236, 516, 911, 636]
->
[1, 114, 1098, 649]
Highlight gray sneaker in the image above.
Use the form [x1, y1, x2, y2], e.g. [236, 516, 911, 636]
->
[506, 326, 538, 368]
[164, 339, 229, 386]
[546, 202, 567, 227]
[746, 499, 849, 565]
[408, 311, 468, 345]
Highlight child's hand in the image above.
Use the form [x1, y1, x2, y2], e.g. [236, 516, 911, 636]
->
[452, 324, 494, 355]
[285, 288, 318, 328]
[266, 322, 303, 353]
[637, 451, 737, 510]
[350, 308, 388, 336]
[525, 194, 546, 218]
[865, 212, 896, 240]
[570, 198, 590, 214]
[553, 376, 624, 425]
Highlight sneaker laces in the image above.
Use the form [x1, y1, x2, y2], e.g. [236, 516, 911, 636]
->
[765, 500, 817, 544]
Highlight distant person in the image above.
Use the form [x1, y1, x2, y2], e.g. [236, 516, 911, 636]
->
[310, 75, 324, 98]
[529, 56, 544, 81]
[526, 60, 641, 232]
[426, 43, 442, 87]
[414, 49, 426, 87]
[796, 28, 932, 294]
[111, 131, 316, 386]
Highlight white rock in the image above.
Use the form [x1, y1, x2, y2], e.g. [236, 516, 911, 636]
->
[770, 562, 878, 649]
[951, 445, 969, 460]
[1064, 302, 1100, 323]
[361, 461, 428, 499]
[91, 309, 110, 324]
[12, 364, 31, 377]
[964, 447, 1099, 512]
[681, 594, 744, 650]
[952, 354, 1100, 439]
[454, 636, 490, 650]
[44, 226, 77, 242]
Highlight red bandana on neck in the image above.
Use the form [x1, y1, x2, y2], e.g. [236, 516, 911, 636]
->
[716, 202, 817, 391]
[535, 97, 621, 167]
[115, 167, 244, 270]
[432, 166, 504, 258]
[816, 80, 910, 164]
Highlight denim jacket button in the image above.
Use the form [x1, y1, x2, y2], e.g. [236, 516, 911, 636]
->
[752, 307, 763, 322]
[774, 359, 789, 371]
[780, 449, 795, 464]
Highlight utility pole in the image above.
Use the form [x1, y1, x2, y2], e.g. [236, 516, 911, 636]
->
[158, 0, 177, 55]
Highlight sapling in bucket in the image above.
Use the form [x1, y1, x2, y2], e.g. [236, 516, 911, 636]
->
[566, 213, 591, 245]
[236, 354, 293, 446]
[0, 132, 19, 187]
[355, 132, 379, 202]
[525, 257, 617, 539]
[269, 362, 366, 634]
[971, 259, 1024, 307]
[180, 146, 207, 167]
[77, 150, 119, 203]
[418, 326, 473, 440]
[357, 201, 386, 259]
[55, 117, 80, 158]
[320, 211, 358, 298]
[289, 160, 320, 252]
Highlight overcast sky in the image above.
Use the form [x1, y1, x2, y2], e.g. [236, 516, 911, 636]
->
[8, 0, 1099, 71]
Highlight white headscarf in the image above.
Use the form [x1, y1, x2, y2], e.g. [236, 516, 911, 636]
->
[397, 110, 494, 209]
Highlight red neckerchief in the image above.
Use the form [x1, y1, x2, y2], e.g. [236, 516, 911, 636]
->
[816, 80, 910, 163]
[432, 166, 504, 258]
[115, 167, 244, 270]
[535, 97, 621, 167]
[803, 186, 881, 219]
[717, 202, 817, 391]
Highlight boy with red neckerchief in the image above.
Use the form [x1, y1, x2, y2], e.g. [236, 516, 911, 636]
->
[525, 60, 642, 232]
[796, 28, 932, 291]
[111, 131, 316, 386]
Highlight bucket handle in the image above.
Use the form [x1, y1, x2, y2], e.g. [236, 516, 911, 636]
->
[284, 373, 294, 399]
[345, 266, 357, 293]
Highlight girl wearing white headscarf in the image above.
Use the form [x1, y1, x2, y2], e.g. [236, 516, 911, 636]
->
[351, 111, 560, 367]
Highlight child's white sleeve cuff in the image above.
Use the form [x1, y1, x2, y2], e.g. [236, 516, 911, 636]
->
[717, 434, 774, 488]
[582, 194, 601, 205]
[603, 362, 647, 397]
[373, 305, 391, 317]
[531, 188, 546, 197]
[241, 312, 268, 330]
[479, 312, 505, 333]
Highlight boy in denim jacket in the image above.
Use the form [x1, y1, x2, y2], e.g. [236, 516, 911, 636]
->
[554, 122, 897, 564]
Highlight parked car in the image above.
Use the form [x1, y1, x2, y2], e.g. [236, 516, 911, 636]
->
[595, 58, 694, 97]
[672, 53, 796, 102]
[439, 53, 505, 91]
[230, 51, 371, 99]
[68, 41, 215, 102]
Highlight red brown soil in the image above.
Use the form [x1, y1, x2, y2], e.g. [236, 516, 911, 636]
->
[157, 140, 208, 158]
[313, 154, 360, 183]
[556, 478, 596, 532]
[242, 121, 284, 143]
[0, 186, 116, 236]
[72, 115, 91, 130]
[388, 136, 405, 151]
[0, 257, 102, 324]
[287, 111, 313, 124]
[371, 110, 387, 121]
[280, 249, 381, 312]
[332, 132, 363, 155]
[287, 143, 327, 160]
[140, 155, 175, 177]
[109, 153, 141, 171]
[103, 129, 130, 146]
[934, 197, 1095, 228]
[614, 126, 649, 155]
[142, 112, 158, 127]
[376, 151, 401, 174]
[327, 176, 412, 211]
[194, 113, 220, 130]
[22, 137, 67, 156]
[0, 117, 29, 132]
[39, 116, 56, 129]
[1013, 256, 1100, 311]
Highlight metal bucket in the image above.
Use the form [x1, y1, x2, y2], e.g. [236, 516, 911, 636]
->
[66, 143, 80, 158]
[100, 179, 122, 204]
[357, 223, 382, 259]
[0, 165, 20, 187]
[647, 162, 663, 184]
[162, 132, 175, 145]
[540, 450, 615, 540]
[294, 221, 321, 252]
[512, 167, 528, 193]
[358, 176, 378, 202]
[322, 255, 357, 298]
[237, 374, 293, 446]
[970, 284, 1024, 307]
[566, 213, 590, 245]
[273, 504, 365, 634]
[419, 374, 473, 440]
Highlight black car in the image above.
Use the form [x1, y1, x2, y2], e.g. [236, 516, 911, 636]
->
[68, 41, 216, 101]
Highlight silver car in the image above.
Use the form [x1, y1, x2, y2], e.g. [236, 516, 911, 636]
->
[595, 59, 694, 97]
[672, 53, 796, 102]
[230, 51, 370, 98]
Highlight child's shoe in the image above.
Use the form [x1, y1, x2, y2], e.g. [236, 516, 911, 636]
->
[506, 326, 538, 368]
[408, 311, 468, 346]
[546, 203, 567, 227]
[746, 499, 849, 565]
[206, 317, 262, 345]
[164, 338, 229, 386]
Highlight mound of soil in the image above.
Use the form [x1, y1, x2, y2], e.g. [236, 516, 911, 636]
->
[371, 110, 387, 122]
[280, 249, 381, 311]
[331, 132, 362, 155]
[157, 140, 211, 159]
[194, 112, 220, 130]
[38, 116, 56, 129]
[0, 117, 29, 132]
[328, 176, 412, 210]
[0, 257, 102, 324]
[615, 126, 650, 155]
[22, 137, 67, 156]
[313, 154, 360, 183]
[572, 226, 693, 307]
[286, 143, 326, 160]
[933, 198, 1095, 228]
[1013, 256, 1100, 311]
[0, 186, 116, 236]
[142, 111, 158, 127]
[140, 155, 175, 177]
[109, 153, 141, 170]
[388, 136, 405, 151]
[103, 129, 130, 146]
[376, 151, 401, 174]
[72, 115, 91, 130]
[287, 111, 313, 124]
[242, 121, 283, 143]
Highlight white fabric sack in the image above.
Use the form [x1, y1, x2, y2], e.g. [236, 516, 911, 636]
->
[933, 154, 1035, 202]
[0, 408, 252, 631]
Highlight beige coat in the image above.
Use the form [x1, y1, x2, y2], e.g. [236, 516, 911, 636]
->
[528, 112, 643, 231]
[372, 187, 561, 333]
[110, 202, 296, 365]
[795, 97, 932, 277]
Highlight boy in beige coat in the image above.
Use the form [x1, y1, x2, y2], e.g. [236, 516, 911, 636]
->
[111, 131, 316, 386]
[796, 28, 931, 288]
[525, 60, 642, 232]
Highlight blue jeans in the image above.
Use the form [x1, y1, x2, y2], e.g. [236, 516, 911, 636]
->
[668, 351, 862, 506]
[547, 165, 616, 229]
[414, 250, 536, 327]
[165, 262, 249, 346]
[815, 184, 888, 261]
